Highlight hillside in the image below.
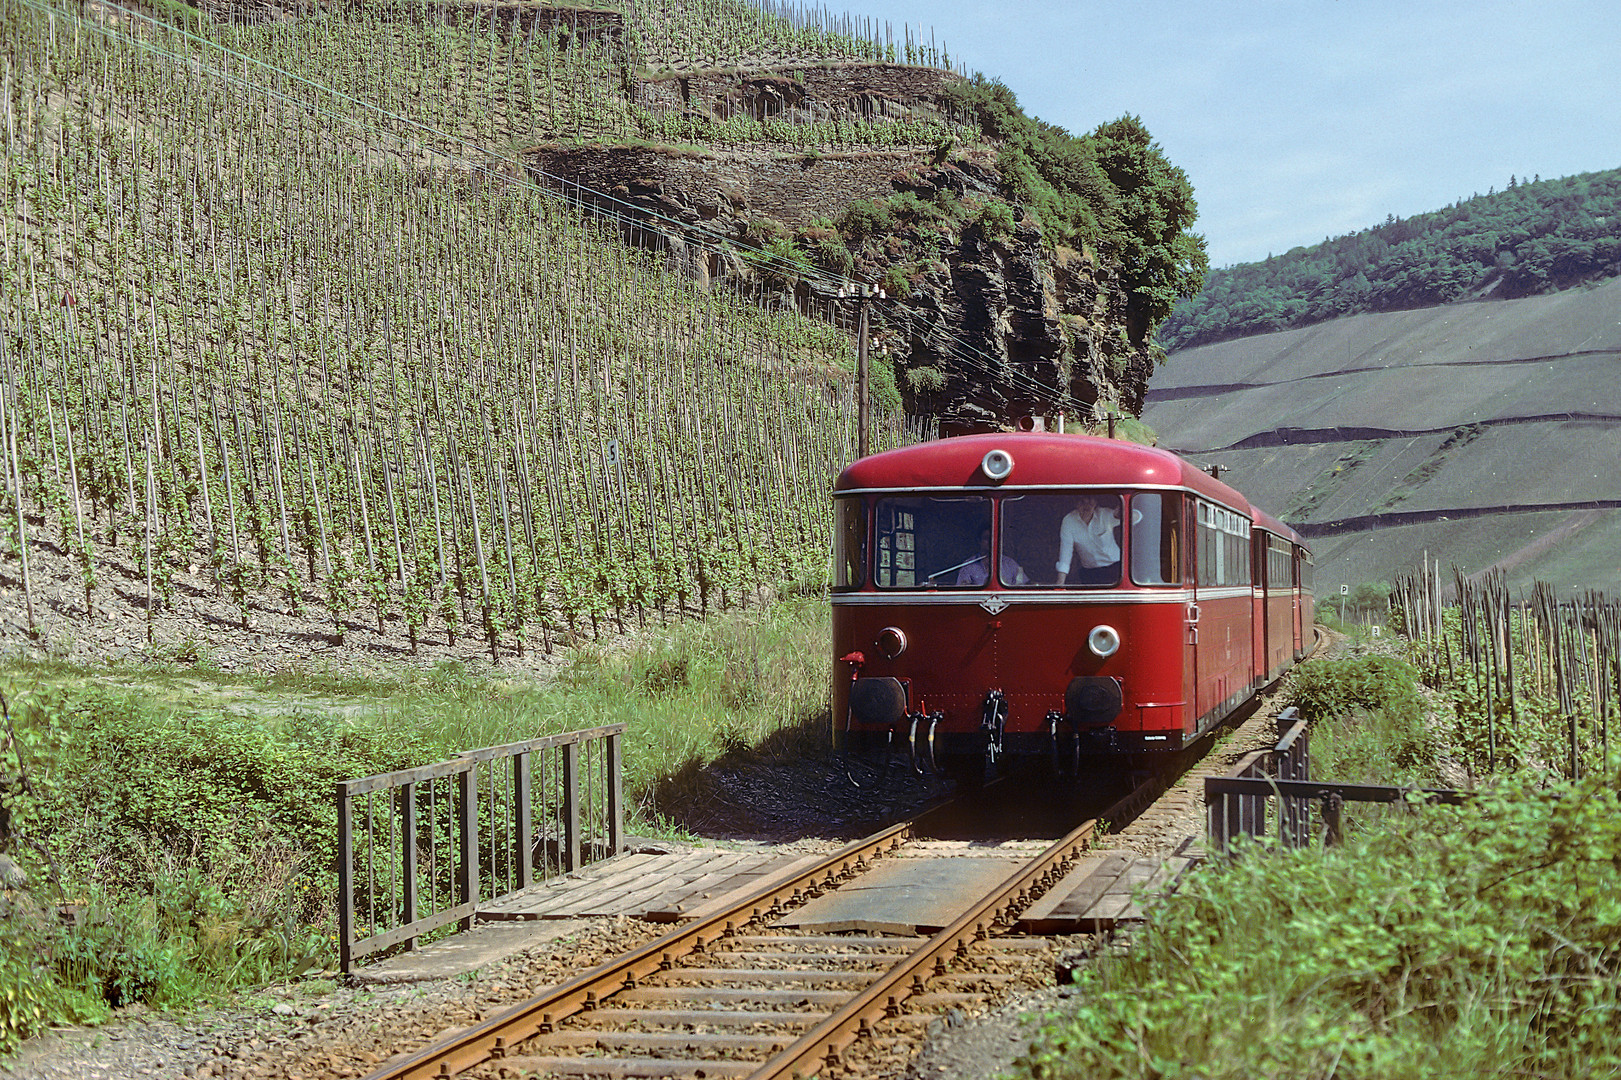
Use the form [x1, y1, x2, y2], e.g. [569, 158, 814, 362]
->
[0, 0, 1207, 666]
[1142, 275, 1621, 592]
[0, 0, 905, 667]
[1160, 167, 1621, 351]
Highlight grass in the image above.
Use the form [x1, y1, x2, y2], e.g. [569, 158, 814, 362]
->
[1014, 649, 1621, 1079]
[1017, 774, 1621, 1079]
[0, 596, 835, 1045]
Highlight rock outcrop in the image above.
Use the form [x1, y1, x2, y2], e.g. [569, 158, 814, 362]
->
[506, 53, 1158, 433]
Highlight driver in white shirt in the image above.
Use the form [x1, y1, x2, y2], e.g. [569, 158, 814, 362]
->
[1056, 493, 1121, 585]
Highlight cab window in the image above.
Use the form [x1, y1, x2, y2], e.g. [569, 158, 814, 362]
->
[833, 497, 866, 590]
[1000, 492, 1123, 588]
[1129, 493, 1182, 586]
[872, 496, 992, 589]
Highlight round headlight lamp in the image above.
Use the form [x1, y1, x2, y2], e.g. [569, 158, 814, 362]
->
[876, 626, 908, 659]
[1087, 624, 1121, 659]
[981, 448, 1014, 482]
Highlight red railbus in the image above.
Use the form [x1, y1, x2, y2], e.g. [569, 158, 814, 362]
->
[831, 433, 1314, 776]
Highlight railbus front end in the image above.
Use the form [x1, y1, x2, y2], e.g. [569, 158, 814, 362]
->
[831, 433, 1264, 780]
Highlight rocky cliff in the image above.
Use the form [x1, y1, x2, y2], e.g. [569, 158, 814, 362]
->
[522, 62, 1155, 434]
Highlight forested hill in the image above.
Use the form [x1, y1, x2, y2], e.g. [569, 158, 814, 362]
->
[1160, 167, 1621, 351]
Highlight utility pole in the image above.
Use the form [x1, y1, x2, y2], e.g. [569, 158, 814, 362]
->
[857, 299, 869, 459]
[840, 281, 886, 459]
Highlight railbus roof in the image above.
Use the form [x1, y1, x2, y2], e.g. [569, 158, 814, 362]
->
[834, 432, 1242, 502]
[836, 433, 1308, 548]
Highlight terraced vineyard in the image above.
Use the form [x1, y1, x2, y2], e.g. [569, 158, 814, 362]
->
[0, 0, 937, 656]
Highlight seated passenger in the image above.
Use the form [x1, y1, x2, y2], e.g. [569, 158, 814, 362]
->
[1056, 494, 1121, 585]
[957, 528, 1028, 587]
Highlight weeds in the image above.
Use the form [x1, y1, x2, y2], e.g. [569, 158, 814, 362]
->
[1017, 758, 1621, 1079]
[0, 596, 834, 1043]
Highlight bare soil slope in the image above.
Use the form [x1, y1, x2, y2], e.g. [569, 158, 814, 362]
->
[1143, 276, 1621, 591]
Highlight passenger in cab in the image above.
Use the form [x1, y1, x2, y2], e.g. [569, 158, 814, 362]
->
[956, 527, 1028, 587]
[1056, 493, 1121, 585]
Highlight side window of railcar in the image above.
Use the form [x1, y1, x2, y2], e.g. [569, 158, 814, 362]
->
[1001, 492, 1123, 588]
[1197, 503, 1223, 585]
[873, 496, 991, 589]
[1264, 536, 1289, 589]
[1128, 493, 1181, 586]
[1196, 502, 1251, 586]
[833, 497, 866, 590]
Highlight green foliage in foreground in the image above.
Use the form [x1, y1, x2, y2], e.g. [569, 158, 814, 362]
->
[1292, 653, 1424, 729]
[0, 598, 833, 1048]
[1017, 762, 1621, 1080]
[1290, 653, 1439, 785]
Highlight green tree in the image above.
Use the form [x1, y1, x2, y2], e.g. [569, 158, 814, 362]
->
[1089, 115, 1209, 337]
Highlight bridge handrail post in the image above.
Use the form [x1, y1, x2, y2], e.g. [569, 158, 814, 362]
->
[563, 740, 582, 873]
[458, 764, 478, 932]
[607, 729, 624, 859]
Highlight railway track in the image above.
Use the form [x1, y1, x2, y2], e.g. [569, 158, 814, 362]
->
[363, 677, 1321, 1080]
[363, 804, 1115, 1080]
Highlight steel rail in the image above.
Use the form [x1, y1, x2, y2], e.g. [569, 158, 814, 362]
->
[746, 802, 1118, 1080]
[361, 822, 912, 1080]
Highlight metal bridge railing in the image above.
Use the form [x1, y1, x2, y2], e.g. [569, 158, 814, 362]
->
[1205, 707, 1468, 854]
[336, 723, 626, 972]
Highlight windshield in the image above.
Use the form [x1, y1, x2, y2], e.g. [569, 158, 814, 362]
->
[873, 496, 992, 589]
[1130, 492, 1182, 586]
[1000, 492, 1123, 588]
[833, 497, 866, 590]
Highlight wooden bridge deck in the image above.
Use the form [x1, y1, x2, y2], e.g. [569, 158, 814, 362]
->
[479, 847, 825, 922]
[479, 841, 1200, 935]
[1015, 844, 1199, 933]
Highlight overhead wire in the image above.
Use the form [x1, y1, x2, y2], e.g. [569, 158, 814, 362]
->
[11, 0, 1082, 414]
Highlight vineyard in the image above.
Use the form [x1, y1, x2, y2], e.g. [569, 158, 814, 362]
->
[0, 0, 944, 661]
[1392, 562, 1619, 781]
[100, 0, 980, 153]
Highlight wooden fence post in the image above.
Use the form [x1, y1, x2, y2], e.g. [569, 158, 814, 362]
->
[1322, 793, 1343, 847]
[606, 730, 624, 857]
[336, 783, 355, 973]
[400, 782, 417, 952]
[515, 751, 533, 891]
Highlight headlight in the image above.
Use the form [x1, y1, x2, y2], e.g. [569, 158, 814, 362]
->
[980, 448, 1014, 482]
[1087, 624, 1121, 659]
[876, 626, 907, 659]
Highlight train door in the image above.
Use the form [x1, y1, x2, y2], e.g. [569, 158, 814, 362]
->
[1177, 494, 1199, 740]
[1293, 547, 1313, 659]
[1190, 498, 1212, 728]
[1253, 531, 1268, 688]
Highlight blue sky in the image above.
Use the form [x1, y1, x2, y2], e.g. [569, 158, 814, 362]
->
[865, 0, 1621, 268]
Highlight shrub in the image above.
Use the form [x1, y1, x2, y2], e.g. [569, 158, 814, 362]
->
[748, 236, 811, 281]
[53, 903, 184, 1009]
[976, 201, 1017, 240]
[810, 235, 854, 276]
[1292, 654, 1423, 728]
[904, 365, 946, 393]
[884, 191, 936, 223]
[1015, 756, 1621, 1079]
[1292, 655, 1436, 782]
[837, 199, 893, 243]
[879, 264, 913, 298]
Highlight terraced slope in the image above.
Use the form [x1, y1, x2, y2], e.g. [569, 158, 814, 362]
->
[1142, 276, 1621, 591]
